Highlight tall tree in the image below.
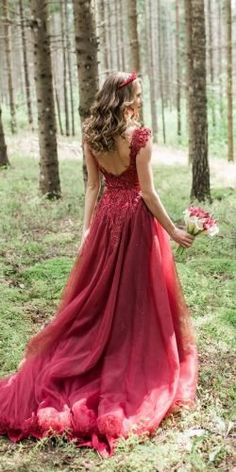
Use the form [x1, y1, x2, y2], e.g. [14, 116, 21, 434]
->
[60, 0, 69, 136]
[99, 0, 109, 75]
[30, 0, 61, 198]
[226, 0, 234, 162]
[146, 0, 158, 141]
[128, 0, 144, 124]
[0, 106, 9, 167]
[2, 0, 17, 134]
[217, 0, 224, 118]
[72, 0, 99, 186]
[51, 12, 64, 136]
[175, 0, 181, 137]
[157, 0, 166, 143]
[185, 0, 211, 201]
[128, 0, 140, 72]
[64, 0, 75, 135]
[206, 0, 216, 127]
[184, 0, 194, 164]
[116, 1, 123, 71]
[120, 0, 128, 72]
[162, 4, 170, 107]
[19, 0, 33, 128]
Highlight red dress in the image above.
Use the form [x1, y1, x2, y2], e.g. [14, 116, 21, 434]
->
[0, 126, 198, 457]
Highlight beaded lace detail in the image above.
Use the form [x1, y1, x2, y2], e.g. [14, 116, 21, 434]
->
[91, 127, 152, 248]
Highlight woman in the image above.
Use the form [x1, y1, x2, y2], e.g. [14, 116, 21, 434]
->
[0, 71, 198, 457]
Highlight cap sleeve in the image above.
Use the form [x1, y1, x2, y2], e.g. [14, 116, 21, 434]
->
[131, 126, 152, 156]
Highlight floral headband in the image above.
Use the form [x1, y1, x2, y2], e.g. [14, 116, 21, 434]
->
[118, 71, 138, 89]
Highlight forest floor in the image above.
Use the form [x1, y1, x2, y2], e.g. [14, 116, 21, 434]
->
[6, 131, 236, 188]
[0, 138, 235, 471]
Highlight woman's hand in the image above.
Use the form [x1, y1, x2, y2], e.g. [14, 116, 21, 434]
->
[170, 227, 194, 248]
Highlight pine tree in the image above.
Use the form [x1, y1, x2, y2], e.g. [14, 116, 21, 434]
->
[30, 0, 61, 198]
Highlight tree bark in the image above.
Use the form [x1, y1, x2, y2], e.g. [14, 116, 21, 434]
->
[128, 0, 140, 72]
[184, 0, 194, 164]
[120, 0, 128, 71]
[207, 0, 216, 127]
[189, 0, 211, 201]
[146, 0, 158, 141]
[175, 0, 181, 137]
[217, 0, 223, 117]
[226, 0, 234, 162]
[0, 106, 9, 167]
[30, 0, 61, 199]
[157, 0, 166, 144]
[106, 0, 115, 71]
[2, 0, 17, 134]
[99, 0, 109, 74]
[54, 78, 64, 136]
[64, 0, 75, 136]
[19, 0, 33, 128]
[116, 1, 123, 71]
[72, 0, 99, 187]
[60, 0, 70, 136]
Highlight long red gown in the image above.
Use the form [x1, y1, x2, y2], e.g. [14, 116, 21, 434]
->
[0, 126, 198, 457]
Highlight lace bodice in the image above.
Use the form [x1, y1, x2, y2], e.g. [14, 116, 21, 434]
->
[87, 126, 152, 248]
[96, 126, 152, 191]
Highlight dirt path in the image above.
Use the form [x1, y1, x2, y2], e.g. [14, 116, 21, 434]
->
[6, 132, 236, 188]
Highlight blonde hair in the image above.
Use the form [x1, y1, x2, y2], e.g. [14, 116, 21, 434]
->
[82, 71, 142, 153]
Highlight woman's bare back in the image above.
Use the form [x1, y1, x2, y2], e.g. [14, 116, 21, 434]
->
[91, 125, 139, 177]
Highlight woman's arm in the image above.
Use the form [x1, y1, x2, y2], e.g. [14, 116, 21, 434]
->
[136, 136, 194, 248]
[81, 140, 101, 239]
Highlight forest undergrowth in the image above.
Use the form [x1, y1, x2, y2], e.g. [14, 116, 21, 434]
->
[0, 152, 235, 472]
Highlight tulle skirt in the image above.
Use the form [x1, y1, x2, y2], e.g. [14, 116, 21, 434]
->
[0, 193, 198, 457]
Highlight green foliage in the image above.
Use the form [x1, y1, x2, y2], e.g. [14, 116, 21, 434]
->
[0, 153, 235, 471]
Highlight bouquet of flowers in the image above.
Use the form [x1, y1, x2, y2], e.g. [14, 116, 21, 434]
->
[176, 206, 219, 255]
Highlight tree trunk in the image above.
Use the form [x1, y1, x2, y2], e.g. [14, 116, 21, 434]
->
[128, 0, 144, 124]
[175, 0, 181, 137]
[19, 0, 33, 128]
[157, 0, 166, 144]
[207, 0, 216, 127]
[217, 0, 223, 118]
[72, 0, 99, 188]
[189, 0, 211, 201]
[30, 0, 61, 199]
[120, 0, 128, 71]
[116, 1, 123, 71]
[2, 0, 17, 134]
[54, 78, 64, 136]
[146, 0, 158, 141]
[51, 12, 64, 136]
[60, 0, 70, 136]
[162, 5, 170, 108]
[0, 106, 9, 167]
[106, 0, 115, 71]
[184, 0, 194, 164]
[104, 0, 111, 73]
[128, 0, 140, 72]
[64, 0, 75, 136]
[226, 0, 234, 162]
[99, 0, 109, 74]
[113, 2, 120, 70]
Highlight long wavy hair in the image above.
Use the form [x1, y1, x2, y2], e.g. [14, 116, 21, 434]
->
[82, 71, 142, 153]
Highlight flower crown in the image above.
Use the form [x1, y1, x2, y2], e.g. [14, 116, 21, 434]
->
[118, 71, 138, 89]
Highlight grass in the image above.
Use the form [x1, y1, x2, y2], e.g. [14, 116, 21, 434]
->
[0, 151, 235, 471]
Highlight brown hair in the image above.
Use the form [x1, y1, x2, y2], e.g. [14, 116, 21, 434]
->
[82, 71, 142, 153]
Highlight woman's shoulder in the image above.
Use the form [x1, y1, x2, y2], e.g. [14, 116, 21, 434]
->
[120, 124, 152, 143]
[130, 126, 152, 151]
